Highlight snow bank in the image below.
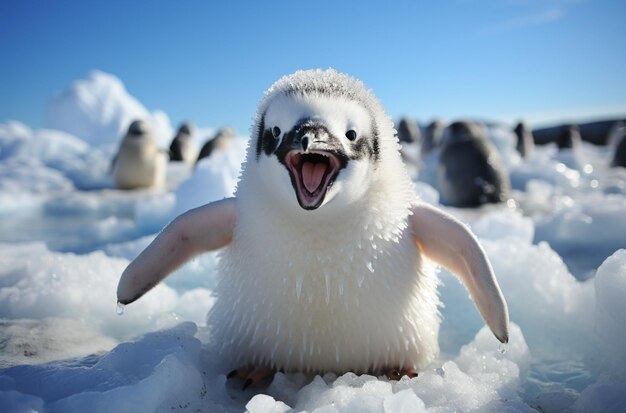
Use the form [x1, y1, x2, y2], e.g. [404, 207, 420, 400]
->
[45, 70, 173, 149]
[0, 121, 112, 191]
[173, 136, 248, 216]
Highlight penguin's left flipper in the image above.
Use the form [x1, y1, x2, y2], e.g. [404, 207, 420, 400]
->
[117, 197, 236, 305]
[410, 202, 509, 343]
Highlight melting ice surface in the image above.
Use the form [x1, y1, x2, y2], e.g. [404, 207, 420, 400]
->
[1, 72, 626, 412]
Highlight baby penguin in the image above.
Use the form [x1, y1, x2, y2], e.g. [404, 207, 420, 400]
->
[117, 69, 509, 388]
[112, 120, 166, 190]
[169, 122, 199, 165]
[438, 121, 511, 207]
[196, 127, 236, 164]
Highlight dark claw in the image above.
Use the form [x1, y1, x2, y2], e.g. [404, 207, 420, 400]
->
[242, 378, 253, 390]
[227, 369, 238, 379]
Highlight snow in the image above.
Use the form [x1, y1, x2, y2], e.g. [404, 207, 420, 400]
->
[45, 70, 173, 150]
[1, 70, 626, 412]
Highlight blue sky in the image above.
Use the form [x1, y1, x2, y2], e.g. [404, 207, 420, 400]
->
[1, 0, 625, 135]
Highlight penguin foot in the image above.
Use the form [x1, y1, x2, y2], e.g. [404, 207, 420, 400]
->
[385, 367, 418, 380]
[226, 366, 274, 390]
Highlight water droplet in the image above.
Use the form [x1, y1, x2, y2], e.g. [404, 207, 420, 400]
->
[366, 262, 374, 273]
[498, 343, 507, 354]
[116, 302, 125, 316]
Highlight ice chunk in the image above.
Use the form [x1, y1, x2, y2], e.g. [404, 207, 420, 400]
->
[593, 249, 626, 378]
[246, 394, 290, 413]
[383, 389, 425, 413]
[0, 243, 181, 344]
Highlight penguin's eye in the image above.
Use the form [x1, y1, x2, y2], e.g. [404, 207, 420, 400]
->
[345, 130, 357, 141]
[272, 126, 281, 138]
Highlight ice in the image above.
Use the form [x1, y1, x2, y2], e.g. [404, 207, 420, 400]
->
[592, 249, 626, 378]
[2, 70, 626, 412]
[574, 380, 626, 413]
[45, 71, 173, 149]
[0, 243, 213, 345]
[246, 395, 291, 413]
[0, 323, 206, 413]
[534, 193, 626, 279]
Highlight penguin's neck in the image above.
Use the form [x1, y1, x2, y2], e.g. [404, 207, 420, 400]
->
[237, 172, 414, 254]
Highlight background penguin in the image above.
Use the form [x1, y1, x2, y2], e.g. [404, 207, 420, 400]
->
[611, 122, 626, 168]
[169, 122, 198, 165]
[396, 117, 421, 144]
[196, 126, 235, 163]
[437, 120, 510, 207]
[421, 119, 445, 158]
[532, 118, 624, 146]
[112, 120, 166, 190]
[513, 121, 535, 159]
[397, 117, 422, 174]
[557, 124, 582, 150]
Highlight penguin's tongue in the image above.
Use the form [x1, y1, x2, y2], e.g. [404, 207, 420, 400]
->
[285, 150, 341, 210]
[302, 162, 327, 193]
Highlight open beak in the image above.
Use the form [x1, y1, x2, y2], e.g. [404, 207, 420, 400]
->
[285, 150, 342, 210]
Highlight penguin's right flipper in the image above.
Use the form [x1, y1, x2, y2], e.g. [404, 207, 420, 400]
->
[117, 197, 236, 305]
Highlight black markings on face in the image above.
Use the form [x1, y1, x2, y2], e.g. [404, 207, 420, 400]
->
[255, 113, 281, 159]
[257, 120, 379, 164]
[273, 119, 349, 169]
[254, 94, 381, 164]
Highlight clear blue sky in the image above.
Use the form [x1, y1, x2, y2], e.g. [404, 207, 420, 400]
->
[1, 0, 625, 135]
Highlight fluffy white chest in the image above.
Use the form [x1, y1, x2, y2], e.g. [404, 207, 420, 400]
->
[207, 198, 441, 374]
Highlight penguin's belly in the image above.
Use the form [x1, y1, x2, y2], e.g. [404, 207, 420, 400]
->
[113, 148, 161, 189]
[208, 229, 441, 374]
[180, 142, 198, 165]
